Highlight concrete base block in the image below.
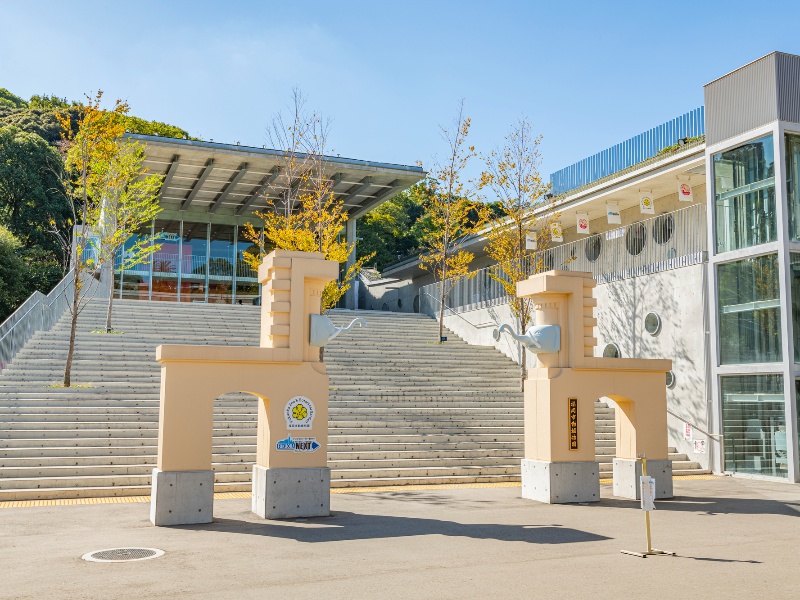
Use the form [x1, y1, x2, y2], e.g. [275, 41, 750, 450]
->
[150, 468, 214, 526]
[521, 459, 600, 504]
[612, 459, 673, 500]
[252, 465, 330, 519]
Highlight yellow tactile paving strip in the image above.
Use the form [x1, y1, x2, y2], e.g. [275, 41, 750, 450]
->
[0, 475, 719, 509]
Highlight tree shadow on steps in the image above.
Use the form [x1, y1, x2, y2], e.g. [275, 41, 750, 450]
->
[186, 511, 611, 546]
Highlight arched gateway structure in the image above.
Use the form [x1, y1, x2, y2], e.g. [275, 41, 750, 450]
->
[516, 270, 674, 503]
[150, 250, 339, 526]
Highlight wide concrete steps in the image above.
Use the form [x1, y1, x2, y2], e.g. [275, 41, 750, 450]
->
[0, 299, 707, 500]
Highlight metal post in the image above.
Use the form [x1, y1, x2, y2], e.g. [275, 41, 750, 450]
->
[177, 220, 183, 302]
[232, 224, 238, 305]
[118, 247, 124, 300]
[204, 223, 210, 303]
[345, 217, 357, 309]
[148, 220, 155, 301]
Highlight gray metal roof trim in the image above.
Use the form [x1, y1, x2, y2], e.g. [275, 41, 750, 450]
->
[126, 133, 426, 176]
[703, 51, 786, 88]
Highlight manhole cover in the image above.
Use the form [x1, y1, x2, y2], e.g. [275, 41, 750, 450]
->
[82, 548, 164, 563]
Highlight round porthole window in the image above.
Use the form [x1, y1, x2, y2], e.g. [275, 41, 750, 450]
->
[585, 235, 602, 262]
[625, 222, 647, 256]
[602, 343, 621, 358]
[413, 295, 420, 313]
[397, 298, 403, 309]
[652, 214, 675, 245]
[644, 312, 662, 336]
[665, 371, 676, 389]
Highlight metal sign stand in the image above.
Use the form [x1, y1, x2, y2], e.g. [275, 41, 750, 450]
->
[621, 455, 675, 558]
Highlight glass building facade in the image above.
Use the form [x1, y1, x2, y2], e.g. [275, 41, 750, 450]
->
[714, 135, 776, 254]
[721, 374, 787, 477]
[114, 220, 261, 304]
[713, 130, 800, 480]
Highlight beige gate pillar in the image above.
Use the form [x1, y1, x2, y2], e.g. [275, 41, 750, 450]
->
[512, 271, 672, 504]
[150, 251, 340, 526]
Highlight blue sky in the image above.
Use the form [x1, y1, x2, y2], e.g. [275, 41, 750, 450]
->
[2, 1, 800, 185]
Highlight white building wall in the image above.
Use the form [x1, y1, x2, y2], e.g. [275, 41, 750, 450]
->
[594, 263, 711, 470]
[439, 263, 711, 470]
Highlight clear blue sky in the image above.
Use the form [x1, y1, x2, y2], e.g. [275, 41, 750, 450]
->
[2, 0, 800, 185]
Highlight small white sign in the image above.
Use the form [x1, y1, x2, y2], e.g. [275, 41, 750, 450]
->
[606, 203, 621, 224]
[678, 182, 693, 202]
[525, 231, 538, 251]
[640, 476, 656, 511]
[639, 192, 655, 214]
[576, 213, 590, 235]
[694, 439, 706, 454]
[284, 396, 315, 430]
[684, 423, 692, 441]
[550, 222, 563, 243]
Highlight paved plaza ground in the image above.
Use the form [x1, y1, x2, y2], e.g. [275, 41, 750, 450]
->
[1, 477, 800, 599]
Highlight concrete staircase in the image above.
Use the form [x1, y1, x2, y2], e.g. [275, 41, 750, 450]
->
[0, 300, 704, 500]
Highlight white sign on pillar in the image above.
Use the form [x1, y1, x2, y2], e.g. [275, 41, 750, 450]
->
[640, 476, 656, 511]
[525, 231, 538, 251]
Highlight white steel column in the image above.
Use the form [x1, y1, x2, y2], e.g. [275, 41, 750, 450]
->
[777, 122, 800, 483]
[177, 220, 183, 302]
[344, 217, 357, 309]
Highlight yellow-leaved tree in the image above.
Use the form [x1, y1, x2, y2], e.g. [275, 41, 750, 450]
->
[479, 117, 557, 383]
[242, 90, 373, 311]
[419, 101, 491, 341]
[53, 92, 162, 386]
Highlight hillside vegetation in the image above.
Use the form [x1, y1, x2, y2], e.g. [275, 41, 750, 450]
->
[0, 87, 196, 323]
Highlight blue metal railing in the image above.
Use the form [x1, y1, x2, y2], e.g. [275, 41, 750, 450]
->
[550, 107, 705, 195]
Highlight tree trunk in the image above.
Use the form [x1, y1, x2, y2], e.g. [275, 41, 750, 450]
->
[105, 261, 114, 333]
[63, 288, 79, 387]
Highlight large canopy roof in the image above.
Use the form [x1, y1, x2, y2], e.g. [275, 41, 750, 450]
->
[130, 134, 426, 222]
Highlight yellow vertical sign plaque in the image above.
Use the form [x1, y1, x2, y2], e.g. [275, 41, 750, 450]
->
[568, 398, 578, 450]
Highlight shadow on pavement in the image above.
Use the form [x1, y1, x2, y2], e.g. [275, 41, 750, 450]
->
[596, 496, 800, 517]
[184, 511, 612, 545]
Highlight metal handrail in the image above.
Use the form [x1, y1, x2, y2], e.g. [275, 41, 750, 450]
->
[666, 408, 722, 441]
[0, 270, 75, 373]
[423, 203, 708, 315]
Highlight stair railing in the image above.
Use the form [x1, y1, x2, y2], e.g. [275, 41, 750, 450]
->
[665, 408, 722, 442]
[0, 270, 75, 374]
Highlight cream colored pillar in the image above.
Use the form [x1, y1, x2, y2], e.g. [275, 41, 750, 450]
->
[150, 251, 339, 526]
[515, 271, 672, 503]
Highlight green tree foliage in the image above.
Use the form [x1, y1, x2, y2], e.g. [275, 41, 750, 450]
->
[0, 225, 28, 319]
[0, 126, 71, 255]
[119, 115, 194, 139]
[356, 186, 427, 270]
[0, 88, 198, 143]
[0, 88, 27, 109]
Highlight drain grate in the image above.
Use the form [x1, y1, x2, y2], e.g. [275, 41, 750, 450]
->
[82, 548, 164, 563]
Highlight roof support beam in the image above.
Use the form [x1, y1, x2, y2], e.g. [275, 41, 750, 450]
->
[341, 176, 373, 210]
[236, 166, 281, 216]
[159, 154, 180, 198]
[208, 162, 249, 214]
[181, 158, 215, 211]
[350, 179, 402, 219]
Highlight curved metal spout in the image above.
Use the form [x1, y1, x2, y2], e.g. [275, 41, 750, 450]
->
[493, 324, 542, 349]
[328, 317, 367, 342]
[493, 323, 560, 354]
